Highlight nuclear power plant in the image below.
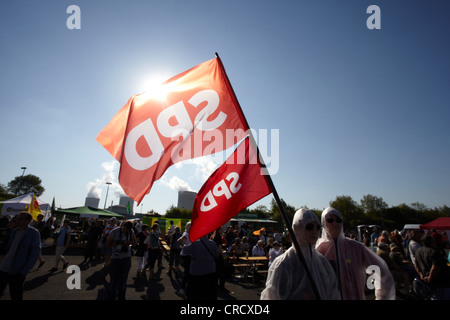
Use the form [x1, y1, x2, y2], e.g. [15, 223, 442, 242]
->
[177, 190, 197, 210]
[83, 195, 134, 216]
[85, 197, 100, 208]
[83, 190, 196, 217]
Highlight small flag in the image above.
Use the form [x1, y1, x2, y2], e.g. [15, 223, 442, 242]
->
[29, 194, 42, 222]
[253, 227, 266, 236]
[189, 137, 272, 242]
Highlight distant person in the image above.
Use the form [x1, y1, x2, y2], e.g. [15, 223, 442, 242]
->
[167, 226, 182, 277]
[377, 242, 411, 297]
[377, 230, 391, 246]
[252, 240, 266, 257]
[135, 224, 149, 278]
[414, 234, 450, 300]
[31, 213, 46, 268]
[261, 208, 340, 300]
[0, 211, 41, 300]
[370, 227, 381, 246]
[316, 207, 395, 300]
[268, 241, 284, 268]
[102, 218, 118, 269]
[82, 219, 103, 267]
[49, 219, 71, 273]
[182, 235, 221, 300]
[106, 220, 136, 300]
[408, 230, 424, 265]
[167, 220, 175, 240]
[145, 224, 163, 278]
[230, 238, 245, 257]
[177, 222, 191, 299]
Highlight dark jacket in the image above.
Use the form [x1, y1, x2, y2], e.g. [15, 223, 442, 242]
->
[6, 226, 41, 275]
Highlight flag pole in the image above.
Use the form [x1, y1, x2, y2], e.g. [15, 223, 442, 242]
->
[215, 52, 322, 300]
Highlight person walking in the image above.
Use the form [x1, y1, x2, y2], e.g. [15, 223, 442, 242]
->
[82, 219, 103, 267]
[177, 222, 191, 298]
[0, 211, 41, 300]
[49, 219, 71, 273]
[167, 226, 182, 277]
[106, 220, 136, 300]
[145, 224, 162, 279]
[135, 224, 149, 278]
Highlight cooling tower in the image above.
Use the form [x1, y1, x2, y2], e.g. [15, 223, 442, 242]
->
[177, 190, 197, 210]
[85, 197, 100, 208]
[119, 196, 134, 214]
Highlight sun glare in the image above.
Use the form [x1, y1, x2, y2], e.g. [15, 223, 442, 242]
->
[139, 75, 172, 101]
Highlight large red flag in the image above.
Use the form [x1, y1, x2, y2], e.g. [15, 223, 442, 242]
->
[189, 136, 272, 242]
[97, 58, 249, 204]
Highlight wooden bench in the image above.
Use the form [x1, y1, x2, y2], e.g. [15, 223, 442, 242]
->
[160, 240, 171, 252]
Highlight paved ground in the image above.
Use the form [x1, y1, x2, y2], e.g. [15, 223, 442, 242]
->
[1, 245, 265, 301]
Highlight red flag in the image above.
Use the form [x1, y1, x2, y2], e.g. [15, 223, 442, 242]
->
[189, 136, 272, 242]
[97, 58, 249, 204]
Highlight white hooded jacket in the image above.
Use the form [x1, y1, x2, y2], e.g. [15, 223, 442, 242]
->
[315, 207, 396, 300]
[261, 209, 340, 300]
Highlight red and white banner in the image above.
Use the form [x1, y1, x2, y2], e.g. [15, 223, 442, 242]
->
[189, 137, 272, 242]
[97, 58, 249, 204]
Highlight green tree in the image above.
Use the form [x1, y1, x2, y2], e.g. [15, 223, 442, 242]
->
[7, 174, 45, 197]
[360, 194, 388, 215]
[164, 205, 192, 219]
[249, 205, 270, 219]
[329, 195, 363, 228]
[268, 198, 296, 223]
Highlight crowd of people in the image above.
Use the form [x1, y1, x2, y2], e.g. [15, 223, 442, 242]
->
[0, 209, 449, 300]
[361, 225, 450, 300]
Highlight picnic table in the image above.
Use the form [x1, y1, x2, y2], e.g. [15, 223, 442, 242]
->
[232, 256, 269, 283]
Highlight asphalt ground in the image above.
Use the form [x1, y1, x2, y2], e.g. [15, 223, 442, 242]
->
[0, 245, 265, 301]
[0, 246, 442, 319]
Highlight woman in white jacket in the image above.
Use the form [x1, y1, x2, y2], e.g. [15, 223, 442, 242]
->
[316, 207, 395, 300]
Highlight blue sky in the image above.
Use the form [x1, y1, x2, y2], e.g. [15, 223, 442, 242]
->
[1, 1, 449, 216]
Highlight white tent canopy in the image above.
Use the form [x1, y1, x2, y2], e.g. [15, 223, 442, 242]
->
[0, 193, 51, 217]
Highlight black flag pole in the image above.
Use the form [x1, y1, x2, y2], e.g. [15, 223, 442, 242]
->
[215, 52, 322, 300]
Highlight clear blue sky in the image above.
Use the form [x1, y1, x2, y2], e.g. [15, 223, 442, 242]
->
[1, 0, 449, 216]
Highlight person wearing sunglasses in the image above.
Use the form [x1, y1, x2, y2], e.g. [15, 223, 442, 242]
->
[316, 207, 395, 300]
[261, 208, 340, 300]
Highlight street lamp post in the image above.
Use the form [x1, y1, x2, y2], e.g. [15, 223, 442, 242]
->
[15, 166, 27, 196]
[104, 182, 112, 209]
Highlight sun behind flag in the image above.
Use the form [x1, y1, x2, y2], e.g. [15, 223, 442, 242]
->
[189, 136, 272, 242]
[97, 57, 249, 204]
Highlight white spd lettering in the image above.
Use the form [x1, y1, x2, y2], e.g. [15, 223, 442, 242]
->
[200, 172, 242, 212]
[124, 89, 225, 171]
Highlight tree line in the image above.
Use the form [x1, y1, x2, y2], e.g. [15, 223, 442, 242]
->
[161, 194, 450, 231]
[260, 195, 450, 231]
[3, 173, 448, 232]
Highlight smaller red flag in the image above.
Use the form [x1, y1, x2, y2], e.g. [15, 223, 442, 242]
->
[189, 136, 272, 242]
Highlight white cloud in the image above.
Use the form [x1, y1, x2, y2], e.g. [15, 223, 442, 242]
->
[86, 161, 125, 199]
[159, 176, 194, 192]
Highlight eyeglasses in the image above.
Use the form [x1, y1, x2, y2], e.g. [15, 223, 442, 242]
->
[305, 223, 321, 231]
[326, 217, 343, 224]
